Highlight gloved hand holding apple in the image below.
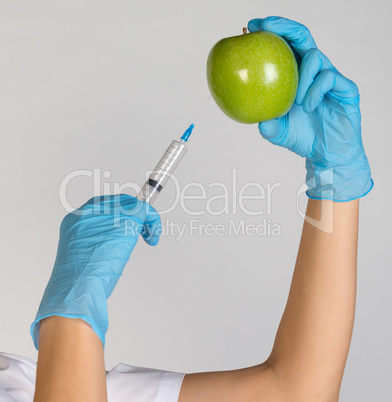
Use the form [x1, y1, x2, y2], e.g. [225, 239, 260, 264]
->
[207, 16, 373, 202]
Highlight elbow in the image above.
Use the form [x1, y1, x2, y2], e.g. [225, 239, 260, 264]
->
[264, 358, 341, 402]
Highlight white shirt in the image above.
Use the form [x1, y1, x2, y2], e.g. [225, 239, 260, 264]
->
[0, 352, 185, 402]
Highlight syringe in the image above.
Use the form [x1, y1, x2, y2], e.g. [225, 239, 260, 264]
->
[137, 96, 211, 205]
[136, 125, 193, 205]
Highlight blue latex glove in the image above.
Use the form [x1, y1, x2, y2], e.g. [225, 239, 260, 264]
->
[248, 16, 373, 201]
[30, 194, 161, 349]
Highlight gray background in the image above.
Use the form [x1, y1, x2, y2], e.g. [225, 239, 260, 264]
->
[0, 0, 390, 400]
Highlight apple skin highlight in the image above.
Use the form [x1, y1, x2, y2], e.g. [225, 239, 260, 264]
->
[206, 31, 298, 124]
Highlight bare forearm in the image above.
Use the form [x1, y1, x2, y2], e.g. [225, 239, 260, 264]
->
[34, 316, 107, 402]
[268, 199, 358, 400]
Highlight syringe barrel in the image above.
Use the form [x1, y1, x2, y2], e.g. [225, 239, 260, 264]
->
[137, 140, 187, 205]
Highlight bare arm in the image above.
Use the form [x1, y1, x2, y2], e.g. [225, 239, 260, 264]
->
[179, 198, 358, 401]
[34, 316, 107, 402]
[267, 198, 358, 400]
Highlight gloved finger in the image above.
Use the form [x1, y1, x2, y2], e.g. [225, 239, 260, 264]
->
[248, 16, 317, 59]
[303, 69, 359, 113]
[116, 196, 161, 245]
[247, 18, 264, 32]
[258, 116, 288, 146]
[74, 194, 161, 245]
[296, 49, 335, 106]
[140, 202, 162, 246]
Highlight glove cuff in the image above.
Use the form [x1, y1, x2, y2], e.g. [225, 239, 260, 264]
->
[30, 312, 107, 351]
[30, 279, 109, 350]
[305, 160, 373, 202]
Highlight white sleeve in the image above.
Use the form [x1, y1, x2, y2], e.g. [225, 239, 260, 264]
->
[106, 363, 185, 402]
[0, 353, 36, 402]
[0, 352, 185, 402]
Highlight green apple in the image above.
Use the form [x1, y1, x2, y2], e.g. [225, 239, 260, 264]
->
[206, 31, 298, 124]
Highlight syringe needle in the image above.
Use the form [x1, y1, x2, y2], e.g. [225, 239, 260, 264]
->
[192, 95, 212, 125]
[181, 95, 212, 142]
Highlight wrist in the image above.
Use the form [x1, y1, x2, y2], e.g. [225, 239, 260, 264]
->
[39, 316, 100, 345]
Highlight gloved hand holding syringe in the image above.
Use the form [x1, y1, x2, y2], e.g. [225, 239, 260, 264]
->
[30, 96, 212, 350]
[137, 96, 211, 205]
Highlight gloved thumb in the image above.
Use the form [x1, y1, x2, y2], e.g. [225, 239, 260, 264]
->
[258, 116, 287, 146]
[140, 202, 162, 246]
